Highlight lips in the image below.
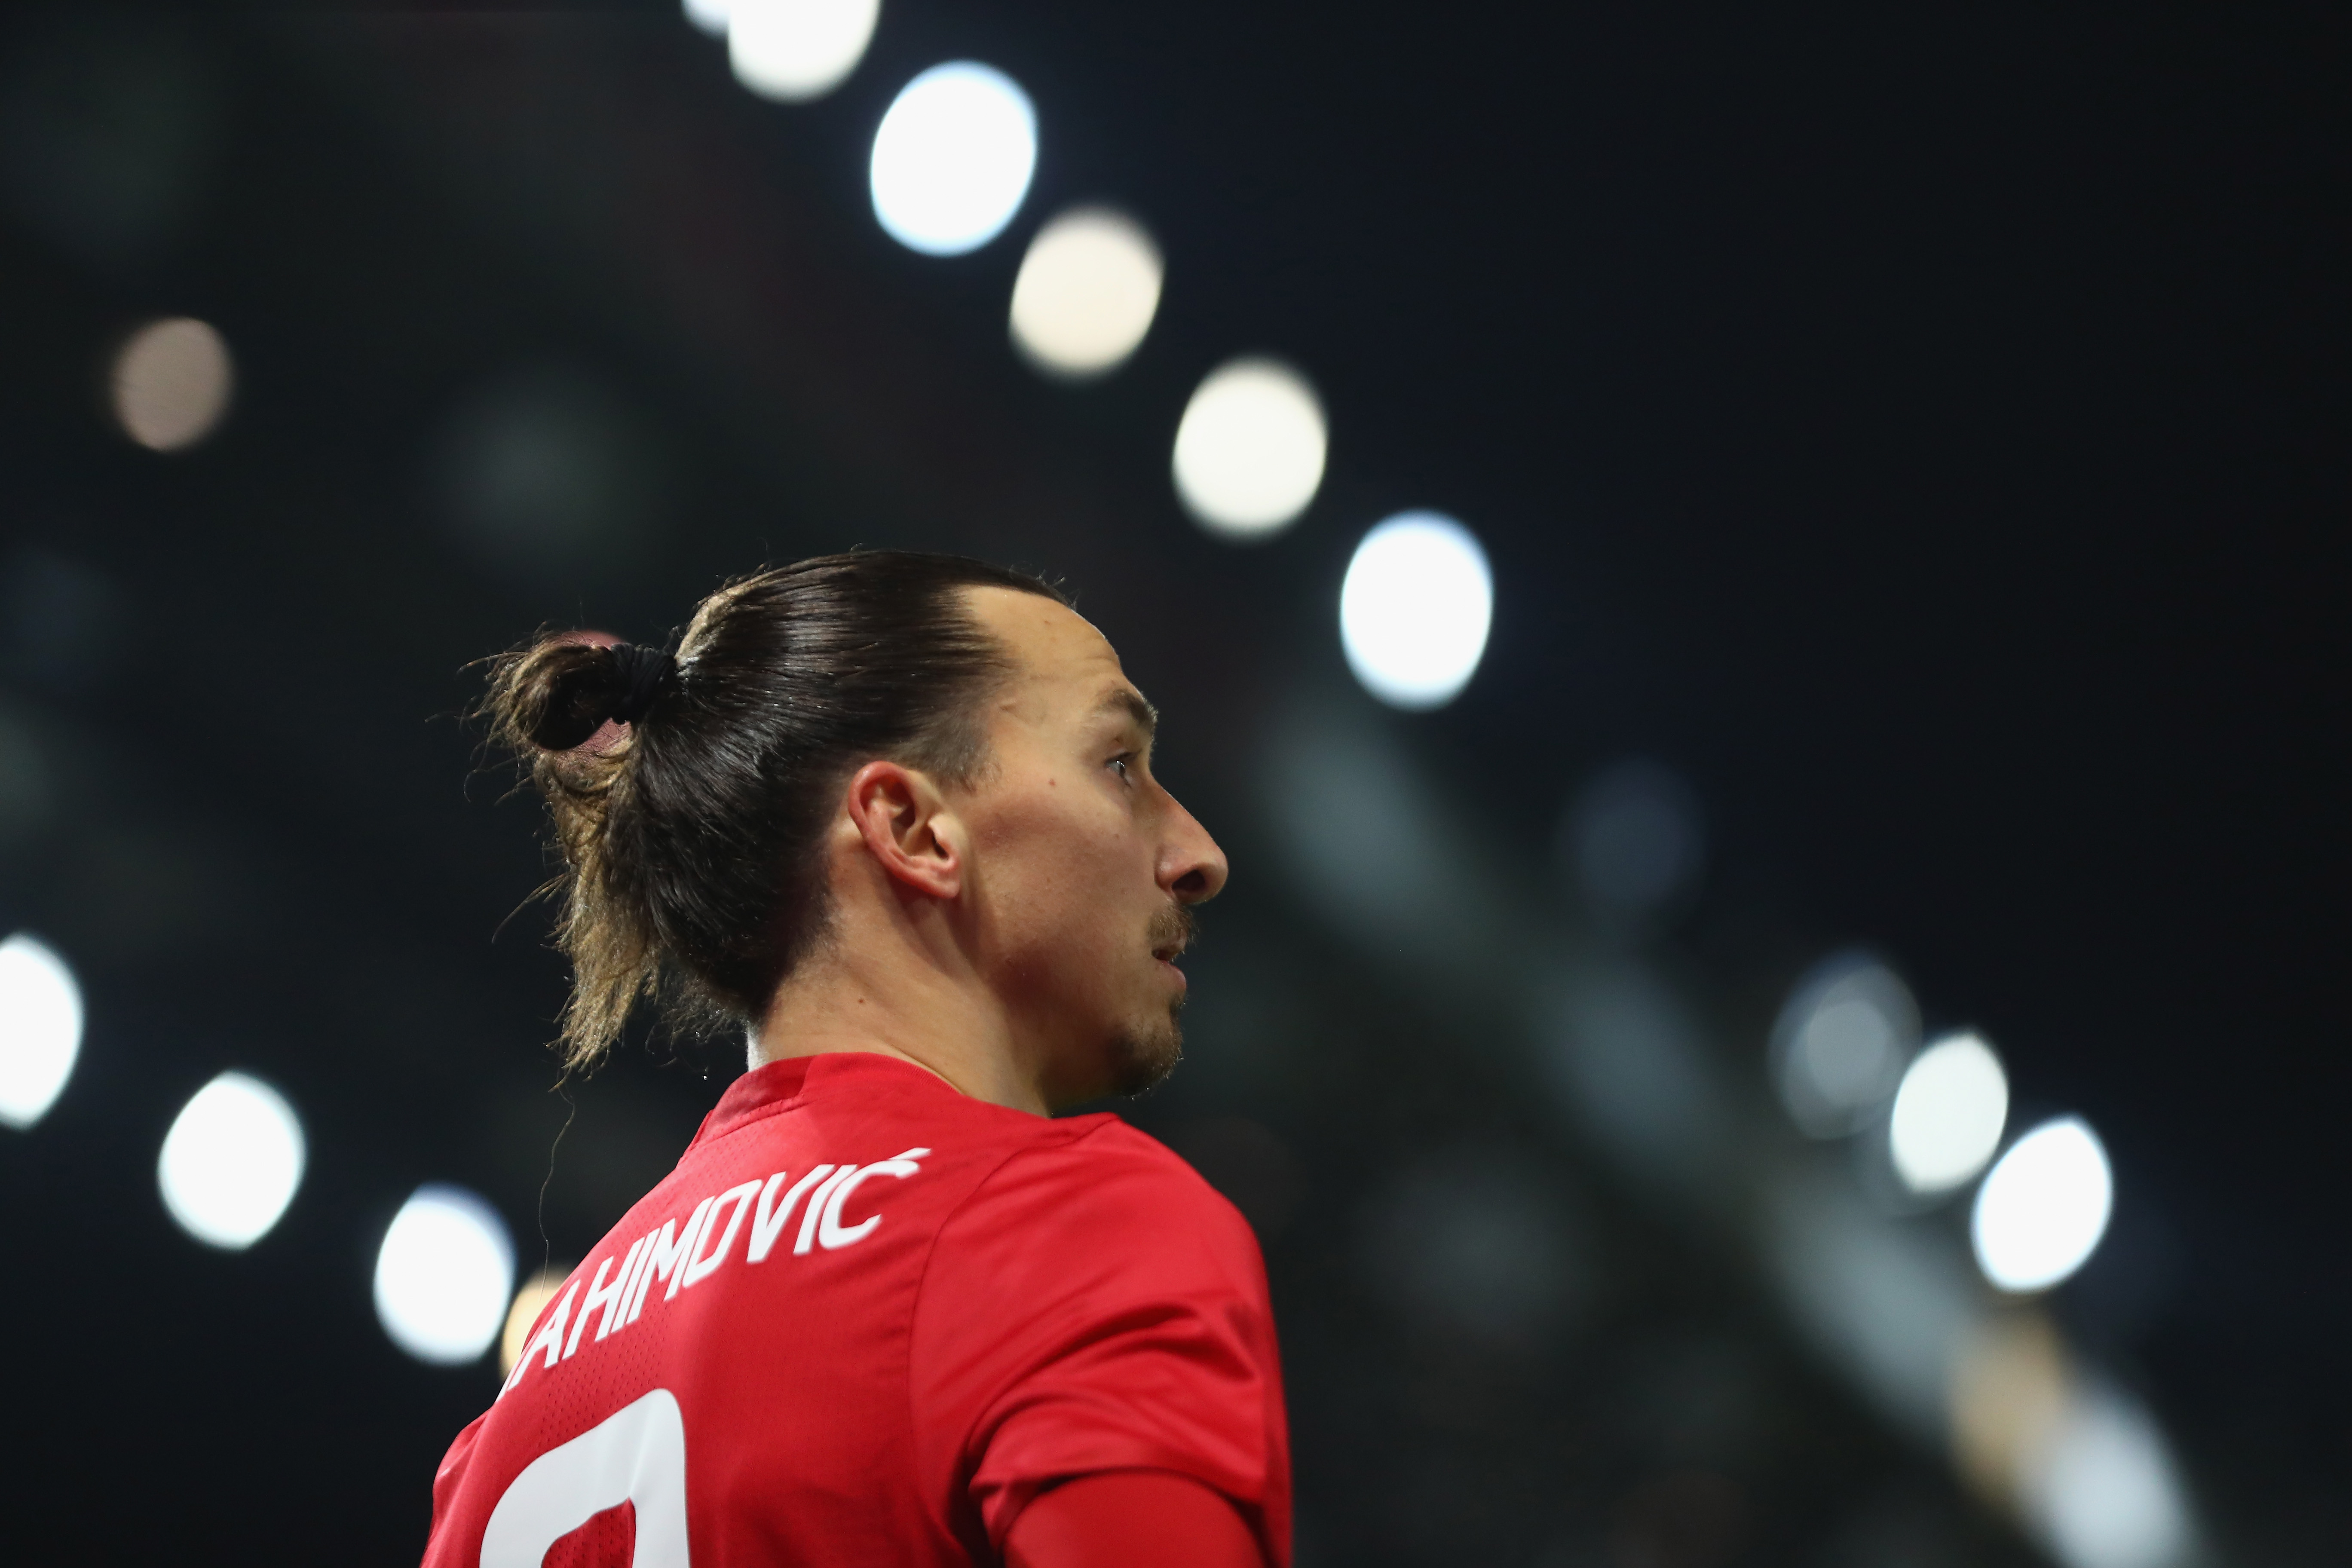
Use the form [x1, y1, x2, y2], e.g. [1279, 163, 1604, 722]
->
[1148, 904, 1196, 965]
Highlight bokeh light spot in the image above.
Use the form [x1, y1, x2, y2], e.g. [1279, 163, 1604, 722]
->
[1171, 358, 1326, 538]
[869, 62, 1036, 256]
[0, 933, 82, 1130]
[2027, 1389, 2195, 1568]
[375, 1184, 517, 1366]
[1009, 206, 1163, 378]
[110, 316, 233, 451]
[1972, 1117, 2113, 1292]
[1340, 512, 1492, 709]
[1769, 952, 1920, 1139]
[727, 0, 879, 103]
[1889, 1031, 2009, 1194]
[156, 1071, 305, 1249]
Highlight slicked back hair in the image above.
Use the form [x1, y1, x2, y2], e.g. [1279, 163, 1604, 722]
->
[481, 551, 1070, 1071]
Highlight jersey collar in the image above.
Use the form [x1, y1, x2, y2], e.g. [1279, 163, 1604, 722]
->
[689, 1051, 964, 1150]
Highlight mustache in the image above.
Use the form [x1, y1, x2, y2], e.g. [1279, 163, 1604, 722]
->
[1149, 903, 1197, 957]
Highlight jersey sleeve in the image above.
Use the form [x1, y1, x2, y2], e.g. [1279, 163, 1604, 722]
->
[420, 1411, 487, 1567]
[907, 1124, 1290, 1566]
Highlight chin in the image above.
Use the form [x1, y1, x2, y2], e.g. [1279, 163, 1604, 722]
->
[1104, 1006, 1185, 1098]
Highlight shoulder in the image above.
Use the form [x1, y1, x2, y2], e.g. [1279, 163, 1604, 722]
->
[906, 1117, 1289, 1549]
[930, 1116, 1264, 1300]
[965, 1117, 1249, 1234]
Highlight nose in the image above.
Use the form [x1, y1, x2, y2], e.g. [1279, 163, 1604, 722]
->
[1159, 792, 1229, 905]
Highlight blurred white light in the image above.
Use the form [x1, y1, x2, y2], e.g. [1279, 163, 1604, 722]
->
[156, 1071, 305, 1249]
[1770, 952, 1920, 1139]
[727, 0, 879, 103]
[375, 1184, 516, 1366]
[1340, 513, 1492, 710]
[1171, 358, 1326, 538]
[683, 0, 730, 34]
[1888, 1031, 2009, 1194]
[2025, 1388, 2195, 1568]
[111, 317, 234, 452]
[1009, 207, 1164, 378]
[1973, 1117, 2113, 1292]
[0, 933, 82, 1130]
[869, 63, 1036, 256]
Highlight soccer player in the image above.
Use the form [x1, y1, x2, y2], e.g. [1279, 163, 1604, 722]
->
[421, 553, 1289, 1568]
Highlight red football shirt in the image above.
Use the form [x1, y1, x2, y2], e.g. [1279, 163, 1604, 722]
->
[420, 1053, 1291, 1568]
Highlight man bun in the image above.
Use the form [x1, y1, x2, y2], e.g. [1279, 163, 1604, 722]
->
[496, 639, 677, 753]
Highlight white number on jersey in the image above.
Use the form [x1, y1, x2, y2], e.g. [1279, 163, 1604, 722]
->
[480, 1388, 690, 1568]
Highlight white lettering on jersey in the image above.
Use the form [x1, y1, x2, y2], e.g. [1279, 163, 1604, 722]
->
[819, 1147, 930, 1250]
[746, 1165, 835, 1263]
[481, 1388, 689, 1568]
[529, 1283, 577, 1372]
[793, 1165, 859, 1255]
[660, 1197, 718, 1306]
[593, 1236, 647, 1344]
[564, 1240, 638, 1360]
[499, 1280, 580, 1398]
[501, 1150, 930, 1396]
[621, 1222, 673, 1325]
[628, 1197, 714, 1323]
[681, 1180, 761, 1289]
[617, 1223, 660, 1314]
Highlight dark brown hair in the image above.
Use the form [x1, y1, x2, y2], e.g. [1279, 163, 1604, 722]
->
[482, 550, 1069, 1071]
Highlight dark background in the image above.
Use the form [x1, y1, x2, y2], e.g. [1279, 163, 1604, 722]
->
[0, 3, 2341, 1563]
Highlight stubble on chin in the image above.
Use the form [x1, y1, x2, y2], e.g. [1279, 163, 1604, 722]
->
[1106, 995, 1185, 1097]
[1104, 903, 1195, 1096]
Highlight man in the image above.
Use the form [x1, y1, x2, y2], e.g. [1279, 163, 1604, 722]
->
[424, 553, 1288, 1568]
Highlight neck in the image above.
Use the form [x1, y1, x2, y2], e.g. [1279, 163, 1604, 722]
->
[749, 922, 1049, 1117]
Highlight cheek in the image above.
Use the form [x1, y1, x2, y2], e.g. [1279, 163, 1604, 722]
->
[973, 784, 1147, 952]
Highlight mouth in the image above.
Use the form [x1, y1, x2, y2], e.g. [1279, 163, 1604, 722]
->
[1149, 905, 1197, 981]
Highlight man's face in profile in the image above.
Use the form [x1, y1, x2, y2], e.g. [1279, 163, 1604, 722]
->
[952, 588, 1228, 1108]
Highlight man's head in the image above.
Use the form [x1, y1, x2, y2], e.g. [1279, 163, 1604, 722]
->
[487, 553, 1225, 1100]
[835, 588, 1226, 1102]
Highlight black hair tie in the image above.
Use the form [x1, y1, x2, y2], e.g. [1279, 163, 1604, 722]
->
[605, 642, 675, 726]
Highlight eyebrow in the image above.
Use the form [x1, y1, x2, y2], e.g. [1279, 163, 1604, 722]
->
[1098, 686, 1159, 740]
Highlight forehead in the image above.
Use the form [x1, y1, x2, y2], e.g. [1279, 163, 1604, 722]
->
[962, 585, 1128, 702]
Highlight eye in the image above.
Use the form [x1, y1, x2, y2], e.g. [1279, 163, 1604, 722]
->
[1107, 753, 1133, 781]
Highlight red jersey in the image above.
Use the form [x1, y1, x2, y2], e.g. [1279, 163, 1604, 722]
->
[421, 1053, 1291, 1568]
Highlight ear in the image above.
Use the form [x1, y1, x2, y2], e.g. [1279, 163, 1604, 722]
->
[842, 760, 965, 901]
